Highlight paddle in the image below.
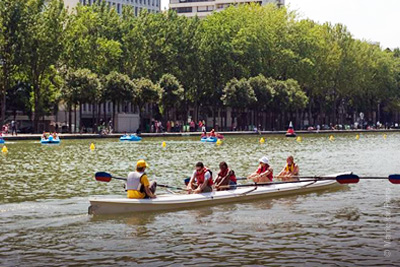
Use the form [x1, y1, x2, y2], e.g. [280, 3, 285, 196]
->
[220, 173, 400, 188]
[95, 172, 187, 191]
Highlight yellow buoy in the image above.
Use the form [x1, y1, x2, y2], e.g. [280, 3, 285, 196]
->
[329, 135, 335, 141]
[383, 134, 387, 139]
[356, 134, 360, 140]
[2, 145, 8, 153]
[259, 137, 265, 144]
[162, 141, 166, 148]
[90, 143, 95, 150]
[296, 136, 302, 142]
[216, 139, 222, 146]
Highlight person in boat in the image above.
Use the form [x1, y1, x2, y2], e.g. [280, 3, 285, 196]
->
[52, 132, 58, 139]
[215, 162, 237, 191]
[277, 156, 299, 181]
[126, 160, 157, 199]
[209, 129, 216, 137]
[247, 156, 273, 183]
[187, 162, 213, 194]
[42, 131, 48, 139]
[201, 129, 207, 138]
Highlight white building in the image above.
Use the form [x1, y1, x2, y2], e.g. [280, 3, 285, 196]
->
[64, 0, 161, 15]
[169, 0, 284, 18]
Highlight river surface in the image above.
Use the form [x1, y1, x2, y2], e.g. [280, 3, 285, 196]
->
[1, 133, 399, 266]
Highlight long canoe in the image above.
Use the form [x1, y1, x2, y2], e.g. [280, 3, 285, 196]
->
[88, 175, 343, 215]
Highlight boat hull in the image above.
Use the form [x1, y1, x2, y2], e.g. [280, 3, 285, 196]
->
[89, 179, 341, 215]
[0, 139, 4, 144]
[40, 138, 60, 144]
[201, 137, 218, 143]
[120, 135, 142, 141]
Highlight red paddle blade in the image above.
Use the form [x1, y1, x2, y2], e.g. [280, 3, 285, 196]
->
[389, 174, 400, 184]
[336, 174, 360, 184]
[95, 172, 112, 182]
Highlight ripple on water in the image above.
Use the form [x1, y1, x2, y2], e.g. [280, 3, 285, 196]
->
[1, 134, 400, 266]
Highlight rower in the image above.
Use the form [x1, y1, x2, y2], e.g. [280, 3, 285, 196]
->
[209, 129, 216, 137]
[215, 161, 237, 191]
[126, 160, 157, 199]
[277, 156, 299, 181]
[187, 162, 213, 194]
[247, 156, 273, 183]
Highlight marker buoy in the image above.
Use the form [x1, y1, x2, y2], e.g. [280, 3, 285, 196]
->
[216, 139, 222, 146]
[296, 136, 302, 142]
[259, 137, 265, 144]
[356, 134, 360, 140]
[2, 145, 8, 153]
[383, 134, 387, 139]
[90, 143, 95, 150]
[162, 141, 166, 148]
[329, 135, 335, 141]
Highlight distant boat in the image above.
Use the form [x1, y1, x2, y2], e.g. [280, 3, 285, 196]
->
[286, 121, 297, 137]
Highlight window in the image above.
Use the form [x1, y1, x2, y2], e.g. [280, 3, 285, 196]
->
[197, 5, 213, 12]
[176, 7, 192, 13]
[117, 3, 120, 13]
[135, 6, 138, 15]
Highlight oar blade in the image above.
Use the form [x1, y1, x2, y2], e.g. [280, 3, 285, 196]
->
[389, 174, 400, 184]
[336, 174, 360, 184]
[95, 172, 112, 182]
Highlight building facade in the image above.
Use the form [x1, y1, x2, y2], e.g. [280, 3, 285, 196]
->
[169, 0, 284, 18]
[64, 0, 161, 15]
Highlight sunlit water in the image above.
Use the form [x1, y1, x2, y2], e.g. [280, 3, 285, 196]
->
[1, 133, 400, 266]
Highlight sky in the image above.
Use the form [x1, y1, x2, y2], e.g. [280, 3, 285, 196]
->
[161, 0, 400, 49]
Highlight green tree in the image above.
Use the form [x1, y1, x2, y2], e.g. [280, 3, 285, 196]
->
[103, 71, 136, 126]
[134, 78, 160, 130]
[158, 74, 184, 121]
[221, 78, 256, 129]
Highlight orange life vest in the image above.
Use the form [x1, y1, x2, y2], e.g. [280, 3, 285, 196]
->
[257, 165, 273, 181]
[196, 168, 213, 186]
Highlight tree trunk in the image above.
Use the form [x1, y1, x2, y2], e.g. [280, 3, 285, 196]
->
[68, 105, 72, 133]
[74, 104, 77, 133]
[79, 103, 83, 133]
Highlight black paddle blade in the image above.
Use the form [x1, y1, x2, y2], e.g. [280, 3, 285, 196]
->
[389, 174, 400, 184]
[336, 174, 360, 184]
[95, 172, 112, 182]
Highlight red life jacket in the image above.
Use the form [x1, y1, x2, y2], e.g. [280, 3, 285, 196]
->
[196, 168, 213, 186]
[210, 131, 216, 137]
[257, 164, 273, 181]
[218, 168, 237, 183]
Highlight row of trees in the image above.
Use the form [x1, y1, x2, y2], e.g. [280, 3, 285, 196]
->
[1, 0, 399, 132]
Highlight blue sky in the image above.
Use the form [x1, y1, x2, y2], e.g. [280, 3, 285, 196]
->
[161, 0, 400, 49]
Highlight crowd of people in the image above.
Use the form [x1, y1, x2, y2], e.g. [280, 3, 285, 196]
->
[125, 156, 300, 199]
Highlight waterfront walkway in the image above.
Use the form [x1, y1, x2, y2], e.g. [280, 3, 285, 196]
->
[1, 129, 399, 140]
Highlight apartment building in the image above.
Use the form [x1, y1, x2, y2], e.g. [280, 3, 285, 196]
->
[170, 0, 284, 18]
[64, 0, 160, 15]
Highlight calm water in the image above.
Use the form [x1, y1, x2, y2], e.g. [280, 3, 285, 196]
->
[1, 133, 400, 266]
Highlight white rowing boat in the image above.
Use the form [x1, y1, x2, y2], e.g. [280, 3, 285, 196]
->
[88, 173, 345, 215]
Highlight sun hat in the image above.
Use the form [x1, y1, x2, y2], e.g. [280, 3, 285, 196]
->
[136, 159, 149, 168]
[259, 156, 269, 165]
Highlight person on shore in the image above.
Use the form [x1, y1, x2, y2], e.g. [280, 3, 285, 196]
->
[126, 160, 157, 199]
[201, 120, 206, 132]
[247, 156, 273, 183]
[11, 121, 17, 136]
[215, 162, 237, 191]
[187, 162, 213, 194]
[277, 156, 299, 181]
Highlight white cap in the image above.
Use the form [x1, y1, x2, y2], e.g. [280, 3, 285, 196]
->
[259, 156, 269, 164]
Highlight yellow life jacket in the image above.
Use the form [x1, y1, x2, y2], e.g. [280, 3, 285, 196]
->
[285, 164, 295, 173]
